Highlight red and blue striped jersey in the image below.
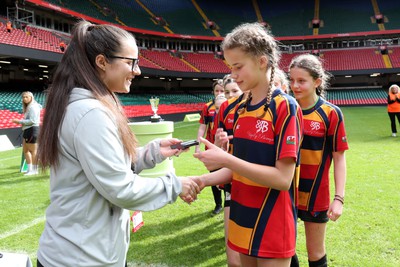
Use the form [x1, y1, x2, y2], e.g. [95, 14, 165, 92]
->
[298, 97, 349, 212]
[199, 100, 216, 142]
[228, 89, 303, 258]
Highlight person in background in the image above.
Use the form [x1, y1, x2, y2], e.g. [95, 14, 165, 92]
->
[193, 22, 303, 267]
[222, 74, 242, 100]
[289, 54, 349, 267]
[35, 21, 199, 267]
[196, 79, 224, 215]
[214, 76, 244, 267]
[12, 91, 42, 175]
[6, 20, 12, 33]
[387, 84, 400, 137]
[274, 68, 289, 93]
[210, 94, 227, 145]
[59, 41, 66, 52]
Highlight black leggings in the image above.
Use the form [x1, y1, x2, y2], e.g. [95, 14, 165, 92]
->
[388, 112, 400, 133]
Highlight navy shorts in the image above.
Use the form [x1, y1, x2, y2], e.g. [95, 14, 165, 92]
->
[298, 210, 329, 223]
[23, 126, 39, 144]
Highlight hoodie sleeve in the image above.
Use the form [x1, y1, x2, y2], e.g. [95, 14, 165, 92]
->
[133, 139, 166, 174]
[19, 103, 41, 126]
[74, 108, 182, 211]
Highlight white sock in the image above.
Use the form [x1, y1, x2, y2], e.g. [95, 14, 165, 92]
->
[33, 165, 38, 173]
[27, 164, 32, 172]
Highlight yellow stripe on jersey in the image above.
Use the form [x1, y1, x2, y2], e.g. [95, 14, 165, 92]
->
[298, 191, 310, 207]
[234, 173, 266, 187]
[304, 109, 325, 122]
[300, 149, 323, 165]
[228, 219, 252, 250]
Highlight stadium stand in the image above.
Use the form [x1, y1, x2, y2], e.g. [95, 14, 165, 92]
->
[326, 88, 387, 106]
[195, 0, 256, 36]
[376, 0, 400, 30]
[389, 47, 400, 68]
[138, 0, 211, 36]
[0, 23, 63, 53]
[181, 52, 230, 73]
[1, 1, 399, 131]
[0, 91, 213, 129]
[318, 0, 377, 34]
[140, 50, 197, 72]
[322, 48, 386, 71]
[258, 0, 314, 37]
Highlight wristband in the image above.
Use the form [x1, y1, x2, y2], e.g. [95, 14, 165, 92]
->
[334, 194, 344, 204]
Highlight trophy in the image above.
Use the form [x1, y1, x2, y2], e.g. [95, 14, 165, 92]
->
[149, 97, 162, 122]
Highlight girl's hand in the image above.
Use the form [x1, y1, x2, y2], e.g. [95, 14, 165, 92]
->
[214, 128, 232, 151]
[327, 198, 343, 221]
[188, 175, 206, 191]
[179, 177, 200, 204]
[194, 137, 228, 171]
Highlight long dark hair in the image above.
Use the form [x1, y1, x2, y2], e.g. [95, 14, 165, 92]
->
[37, 21, 137, 169]
[289, 54, 331, 98]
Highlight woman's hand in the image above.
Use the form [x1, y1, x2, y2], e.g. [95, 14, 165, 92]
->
[159, 138, 187, 158]
[179, 177, 201, 204]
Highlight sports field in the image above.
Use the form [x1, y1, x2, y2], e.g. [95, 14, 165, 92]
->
[0, 106, 399, 267]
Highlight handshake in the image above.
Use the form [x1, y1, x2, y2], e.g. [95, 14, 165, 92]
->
[179, 176, 205, 204]
[163, 137, 229, 204]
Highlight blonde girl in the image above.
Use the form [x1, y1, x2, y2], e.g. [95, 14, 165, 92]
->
[12, 91, 42, 175]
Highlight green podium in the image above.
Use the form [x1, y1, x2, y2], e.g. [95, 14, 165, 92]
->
[128, 121, 175, 178]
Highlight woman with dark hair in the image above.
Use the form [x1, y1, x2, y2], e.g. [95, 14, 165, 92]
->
[36, 21, 199, 267]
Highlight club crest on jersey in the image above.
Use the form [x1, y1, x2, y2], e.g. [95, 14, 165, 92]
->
[286, 136, 296, 145]
[310, 121, 320, 131]
[256, 120, 268, 133]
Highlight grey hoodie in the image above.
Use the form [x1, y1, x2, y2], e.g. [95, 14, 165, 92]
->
[20, 100, 42, 131]
[37, 88, 182, 267]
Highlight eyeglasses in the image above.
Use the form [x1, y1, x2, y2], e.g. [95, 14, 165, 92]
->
[108, 56, 139, 71]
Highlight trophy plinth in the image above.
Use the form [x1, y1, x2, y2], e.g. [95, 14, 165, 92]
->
[149, 97, 162, 123]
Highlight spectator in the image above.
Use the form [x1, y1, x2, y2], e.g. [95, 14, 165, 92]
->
[6, 20, 12, 33]
[12, 91, 42, 175]
[387, 84, 400, 137]
[59, 41, 66, 52]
